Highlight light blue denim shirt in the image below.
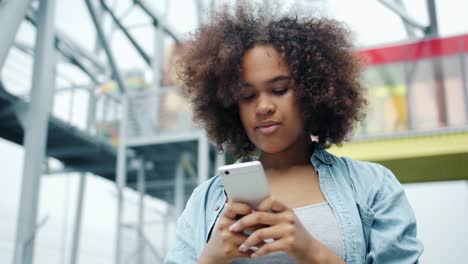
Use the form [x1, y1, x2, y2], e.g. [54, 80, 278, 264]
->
[164, 146, 424, 263]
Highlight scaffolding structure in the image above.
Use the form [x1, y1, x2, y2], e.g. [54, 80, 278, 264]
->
[0, 1, 218, 263]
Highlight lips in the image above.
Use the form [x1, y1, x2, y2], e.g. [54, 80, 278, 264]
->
[256, 121, 281, 134]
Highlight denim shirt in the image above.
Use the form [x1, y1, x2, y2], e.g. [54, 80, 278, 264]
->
[164, 146, 424, 263]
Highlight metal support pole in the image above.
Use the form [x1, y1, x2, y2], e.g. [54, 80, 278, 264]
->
[69, 173, 86, 264]
[12, 0, 56, 263]
[426, 0, 439, 36]
[404, 59, 414, 130]
[461, 53, 468, 124]
[162, 209, 171, 257]
[84, 2, 129, 264]
[425, 0, 447, 127]
[60, 175, 71, 264]
[197, 133, 209, 185]
[114, 94, 129, 264]
[137, 159, 146, 264]
[86, 88, 97, 135]
[69, 55, 98, 264]
[151, 0, 168, 132]
[194, 0, 204, 25]
[215, 152, 226, 169]
[175, 156, 185, 217]
[0, 0, 32, 71]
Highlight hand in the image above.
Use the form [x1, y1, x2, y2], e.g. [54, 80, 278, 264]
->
[228, 197, 319, 264]
[199, 201, 255, 264]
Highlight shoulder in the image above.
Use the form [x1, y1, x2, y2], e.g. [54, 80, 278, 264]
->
[326, 151, 400, 205]
[186, 175, 223, 209]
[328, 151, 393, 183]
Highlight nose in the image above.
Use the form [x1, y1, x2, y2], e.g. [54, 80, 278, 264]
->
[256, 94, 275, 117]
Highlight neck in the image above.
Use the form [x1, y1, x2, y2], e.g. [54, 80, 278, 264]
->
[259, 134, 314, 172]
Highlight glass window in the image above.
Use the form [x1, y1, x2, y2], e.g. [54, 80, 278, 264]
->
[442, 56, 466, 126]
[362, 63, 408, 135]
[407, 58, 441, 130]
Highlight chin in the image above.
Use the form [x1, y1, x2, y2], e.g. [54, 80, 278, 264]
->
[256, 142, 289, 154]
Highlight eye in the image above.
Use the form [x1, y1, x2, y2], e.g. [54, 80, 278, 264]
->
[272, 88, 288, 95]
[240, 94, 256, 101]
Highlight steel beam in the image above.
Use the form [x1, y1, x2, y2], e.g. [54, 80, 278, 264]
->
[84, 0, 126, 94]
[69, 83, 96, 264]
[377, 0, 428, 33]
[25, 8, 105, 81]
[426, 0, 439, 36]
[99, 0, 151, 66]
[150, 0, 167, 133]
[137, 159, 146, 264]
[12, 0, 56, 263]
[394, 0, 417, 38]
[461, 53, 468, 124]
[69, 173, 86, 264]
[134, 0, 180, 43]
[47, 146, 101, 158]
[126, 131, 200, 147]
[197, 133, 209, 185]
[0, 0, 32, 71]
[127, 178, 197, 190]
[83, 4, 130, 262]
[174, 155, 185, 216]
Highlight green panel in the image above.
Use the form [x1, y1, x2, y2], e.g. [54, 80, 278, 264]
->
[375, 152, 468, 183]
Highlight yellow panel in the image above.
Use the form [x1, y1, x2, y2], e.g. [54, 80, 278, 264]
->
[329, 130, 468, 161]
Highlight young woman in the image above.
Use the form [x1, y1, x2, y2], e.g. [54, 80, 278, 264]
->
[165, 3, 423, 264]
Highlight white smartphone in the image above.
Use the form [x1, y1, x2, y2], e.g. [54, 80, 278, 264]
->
[218, 161, 270, 209]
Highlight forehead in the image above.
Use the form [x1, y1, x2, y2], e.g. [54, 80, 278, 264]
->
[241, 45, 289, 85]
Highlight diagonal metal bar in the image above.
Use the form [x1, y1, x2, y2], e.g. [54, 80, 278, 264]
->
[25, 9, 101, 84]
[377, 0, 429, 33]
[0, 0, 33, 71]
[134, 0, 180, 43]
[394, 0, 417, 38]
[99, 0, 151, 66]
[85, 0, 127, 94]
[55, 42, 100, 84]
[25, 8, 106, 74]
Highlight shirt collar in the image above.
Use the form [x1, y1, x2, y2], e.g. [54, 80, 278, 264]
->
[311, 143, 333, 166]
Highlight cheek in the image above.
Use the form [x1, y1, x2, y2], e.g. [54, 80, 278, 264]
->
[238, 106, 252, 131]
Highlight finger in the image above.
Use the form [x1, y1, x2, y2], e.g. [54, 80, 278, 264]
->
[222, 230, 249, 245]
[256, 196, 274, 212]
[247, 223, 270, 231]
[256, 197, 288, 213]
[223, 202, 253, 219]
[229, 211, 279, 232]
[270, 199, 289, 213]
[237, 249, 256, 259]
[238, 225, 285, 252]
[251, 239, 287, 258]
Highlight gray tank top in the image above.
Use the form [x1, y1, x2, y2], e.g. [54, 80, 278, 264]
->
[232, 202, 344, 263]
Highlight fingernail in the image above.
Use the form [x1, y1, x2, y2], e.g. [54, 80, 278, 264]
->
[251, 253, 257, 258]
[239, 244, 247, 252]
[229, 222, 239, 231]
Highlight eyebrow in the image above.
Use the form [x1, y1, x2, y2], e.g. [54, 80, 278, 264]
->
[241, 75, 292, 88]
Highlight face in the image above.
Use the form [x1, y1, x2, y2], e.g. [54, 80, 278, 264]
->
[238, 45, 307, 154]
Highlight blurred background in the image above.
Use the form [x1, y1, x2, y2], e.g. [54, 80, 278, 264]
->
[0, 0, 467, 263]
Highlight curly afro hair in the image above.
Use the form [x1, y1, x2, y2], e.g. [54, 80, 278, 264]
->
[177, 2, 367, 158]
